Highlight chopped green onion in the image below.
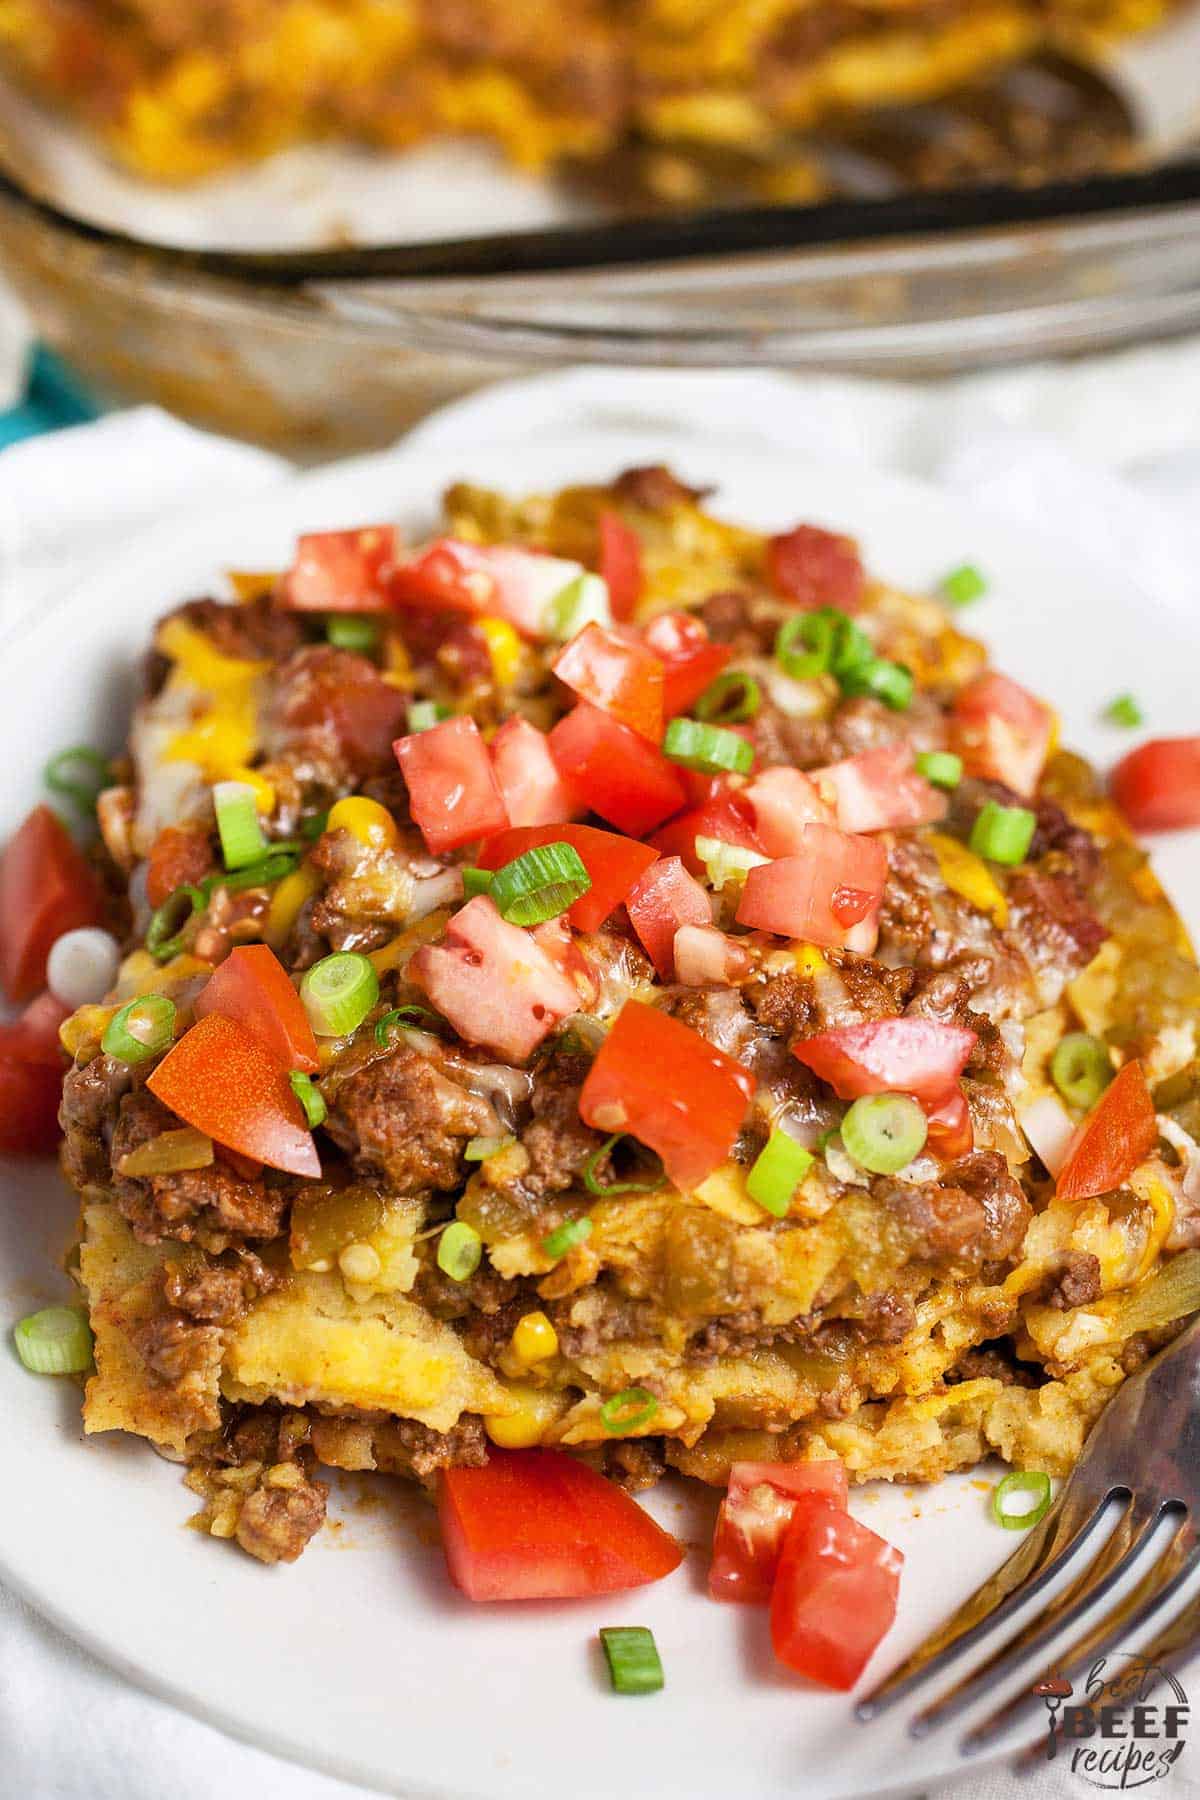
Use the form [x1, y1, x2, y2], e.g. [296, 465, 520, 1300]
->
[542, 1215, 593, 1261]
[462, 866, 493, 899]
[213, 780, 267, 871]
[1104, 692, 1143, 729]
[407, 699, 451, 733]
[599, 1386, 658, 1435]
[841, 657, 914, 712]
[101, 995, 176, 1065]
[14, 1305, 93, 1375]
[940, 563, 988, 607]
[221, 847, 301, 893]
[288, 1070, 327, 1129]
[146, 882, 209, 963]
[583, 1133, 666, 1196]
[44, 746, 111, 817]
[1050, 1033, 1113, 1111]
[775, 608, 872, 683]
[300, 951, 379, 1037]
[375, 1004, 441, 1046]
[437, 1220, 482, 1282]
[545, 571, 611, 640]
[915, 750, 963, 790]
[599, 1626, 664, 1696]
[465, 1134, 515, 1161]
[694, 670, 761, 725]
[662, 717, 753, 776]
[489, 843, 591, 927]
[841, 1093, 927, 1174]
[694, 834, 768, 892]
[970, 800, 1036, 866]
[747, 1130, 814, 1217]
[326, 615, 380, 653]
[992, 1469, 1052, 1530]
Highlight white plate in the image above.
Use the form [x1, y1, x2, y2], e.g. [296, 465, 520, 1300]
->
[2, 435, 1198, 1800]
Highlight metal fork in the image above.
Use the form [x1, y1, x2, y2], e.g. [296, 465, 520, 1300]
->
[856, 1313, 1200, 1754]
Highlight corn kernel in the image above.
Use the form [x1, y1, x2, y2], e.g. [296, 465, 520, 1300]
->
[477, 615, 522, 688]
[338, 1242, 383, 1285]
[511, 1310, 559, 1365]
[227, 765, 276, 814]
[484, 1384, 558, 1449]
[929, 832, 1009, 927]
[266, 864, 322, 947]
[59, 1004, 117, 1059]
[327, 796, 399, 851]
[793, 943, 828, 978]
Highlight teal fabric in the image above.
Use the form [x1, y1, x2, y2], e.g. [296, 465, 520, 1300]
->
[0, 346, 99, 450]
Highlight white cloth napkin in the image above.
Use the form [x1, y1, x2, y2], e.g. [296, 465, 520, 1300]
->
[3, 349, 1200, 1800]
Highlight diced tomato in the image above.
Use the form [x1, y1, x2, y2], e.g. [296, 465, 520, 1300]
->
[388, 540, 585, 639]
[673, 924, 751, 988]
[625, 856, 711, 979]
[766, 524, 865, 613]
[812, 743, 946, 835]
[793, 1016, 977, 1104]
[529, 916, 599, 1010]
[650, 789, 764, 877]
[642, 611, 732, 718]
[744, 765, 834, 857]
[147, 1013, 320, 1177]
[710, 1459, 848, 1603]
[579, 998, 753, 1191]
[489, 718, 581, 829]
[1111, 737, 1200, 833]
[1056, 1059, 1158, 1203]
[551, 622, 664, 743]
[275, 646, 409, 777]
[952, 671, 1054, 799]
[735, 825, 887, 951]
[0, 992, 68, 1156]
[145, 823, 214, 910]
[195, 944, 319, 1074]
[549, 703, 687, 838]
[438, 1448, 683, 1601]
[395, 715, 509, 853]
[478, 823, 657, 934]
[15, 991, 70, 1055]
[770, 1497, 903, 1689]
[923, 1086, 974, 1160]
[0, 806, 105, 1004]
[280, 525, 397, 611]
[409, 896, 578, 1063]
[598, 512, 643, 623]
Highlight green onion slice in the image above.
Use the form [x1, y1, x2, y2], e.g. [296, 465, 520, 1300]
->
[300, 951, 380, 1037]
[213, 780, 267, 871]
[662, 717, 753, 776]
[747, 1130, 814, 1217]
[1050, 1034, 1113, 1112]
[146, 882, 209, 963]
[599, 1626, 664, 1696]
[542, 1215, 593, 1261]
[694, 834, 768, 892]
[489, 843, 591, 927]
[288, 1070, 327, 1129]
[465, 1134, 516, 1161]
[970, 800, 1036, 866]
[437, 1220, 482, 1282]
[599, 1387, 659, 1435]
[841, 1093, 927, 1174]
[992, 1469, 1052, 1530]
[375, 1004, 441, 1046]
[14, 1305, 94, 1375]
[1104, 692, 1143, 729]
[940, 563, 988, 607]
[407, 699, 451, 733]
[775, 608, 872, 683]
[221, 847, 302, 893]
[583, 1133, 666, 1196]
[841, 657, 914, 712]
[327, 615, 380, 653]
[914, 750, 963, 790]
[461, 866, 493, 899]
[545, 571, 611, 641]
[101, 995, 177, 1065]
[694, 670, 761, 724]
[44, 746, 111, 817]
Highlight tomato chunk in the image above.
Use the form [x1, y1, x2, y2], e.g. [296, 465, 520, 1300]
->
[280, 525, 397, 612]
[274, 646, 409, 778]
[812, 743, 946, 834]
[598, 512, 643, 622]
[642, 611, 732, 718]
[395, 715, 509, 853]
[147, 1013, 320, 1177]
[478, 823, 657, 934]
[409, 896, 579, 1063]
[439, 1448, 683, 1601]
[770, 1497, 903, 1689]
[0, 806, 105, 1004]
[650, 789, 764, 876]
[710, 1459, 848, 1603]
[744, 765, 833, 857]
[195, 944, 318, 1074]
[952, 671, 1053, 798]
[735, 825, 887, 950]
[145, 824, 214, 911]
[579, 999, 753, 1191]
[0, 994, 68, 1156]
[1056, 1059, 1157, 1202]
[549, 703, 687, 838]
[552, 623, 664, 742]
[625, 856, 711, 979]
[766, 524, 865, 613]
[388, 540, 585, 638]
[793, 1016, 977, 1104]
[1111, 737, 1200, 833]
[923, 1086, 974, 1161]
[489, 718, 581, 829]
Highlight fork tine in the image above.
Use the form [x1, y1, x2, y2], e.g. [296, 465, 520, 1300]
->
[856, 1479, 1113, 1722]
